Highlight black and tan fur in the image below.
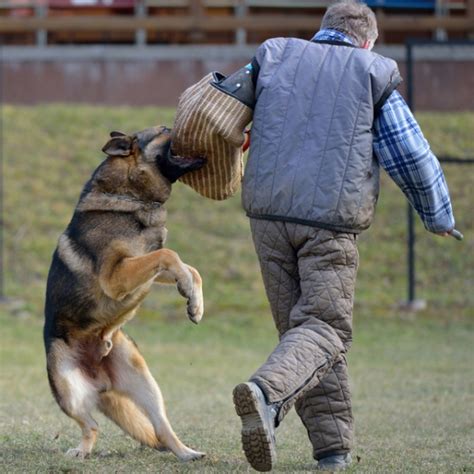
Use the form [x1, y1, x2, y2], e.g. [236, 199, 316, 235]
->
[44, 126, 206, 461]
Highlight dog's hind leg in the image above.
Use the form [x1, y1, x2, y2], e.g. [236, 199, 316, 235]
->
[46, 339, 101, 459]
[99, 390, 168, 451]
[103, 330, 205, 462]
[65, 415, 98, 460]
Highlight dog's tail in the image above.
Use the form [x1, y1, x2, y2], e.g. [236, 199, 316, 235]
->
[99, 390, 164, 449]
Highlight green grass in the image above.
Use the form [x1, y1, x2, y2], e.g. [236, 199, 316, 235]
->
[2, 105, 473, 319]
[1, 105, 473, 472]
[1, 311, 473, 473]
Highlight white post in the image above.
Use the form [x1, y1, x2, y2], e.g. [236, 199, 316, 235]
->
[135, 0, 147, 47]
[35, 2, 48, 47]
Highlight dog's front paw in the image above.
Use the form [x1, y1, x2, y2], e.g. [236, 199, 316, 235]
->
[177, 266, 203, 324]
[66, 447, 90, 460]
[186, 267, 204, 324]
[187, 289, 204, 324]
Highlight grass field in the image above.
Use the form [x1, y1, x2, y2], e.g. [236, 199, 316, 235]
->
[1, 105, 473, 472]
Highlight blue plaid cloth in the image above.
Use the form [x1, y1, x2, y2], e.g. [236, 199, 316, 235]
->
[312, 29, 455, 232]
[313, 28, 353, 44]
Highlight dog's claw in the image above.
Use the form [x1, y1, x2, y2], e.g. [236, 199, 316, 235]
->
[189, 315, 199, 325]
[187, 306, 201, 324]
[187, 296, 203, 324]
[177, 267, 203, 324]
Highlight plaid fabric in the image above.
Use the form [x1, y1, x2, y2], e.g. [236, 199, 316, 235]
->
[373, 91, 455, 232]
[172, 73, 253, 200]
[312, 29, 455, 232]
[313, 28, 353, 45]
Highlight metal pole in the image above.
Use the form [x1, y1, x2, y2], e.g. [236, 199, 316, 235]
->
[407, 42, 415, 305]
[0, 43, 4, 301]
[404, 40, 426, 311]
[406, 41, 415, 305]
[406, 40, 414, 124]
[407, 204, 415, 302]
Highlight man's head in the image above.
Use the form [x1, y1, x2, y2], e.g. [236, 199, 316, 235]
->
[321, 0, 378, 50]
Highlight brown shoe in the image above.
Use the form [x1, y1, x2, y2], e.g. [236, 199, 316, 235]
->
[233, 382, 277, 472]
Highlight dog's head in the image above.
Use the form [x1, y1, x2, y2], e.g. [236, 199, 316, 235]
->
[98, 126, 205, 203]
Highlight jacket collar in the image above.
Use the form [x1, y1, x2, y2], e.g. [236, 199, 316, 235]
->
[311, 28, 357, 47]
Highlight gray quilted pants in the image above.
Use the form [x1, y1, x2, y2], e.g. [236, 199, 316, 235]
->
[249, 218, 358, 460]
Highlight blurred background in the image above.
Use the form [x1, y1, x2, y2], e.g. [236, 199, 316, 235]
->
[0, 0, 473, 107]
[1, 1, 473, 473]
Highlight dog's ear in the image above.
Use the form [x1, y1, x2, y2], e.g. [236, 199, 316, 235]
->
[110, 131, 127, 138]
[157, 152, 207, 183]
[102, 135, 133, 157]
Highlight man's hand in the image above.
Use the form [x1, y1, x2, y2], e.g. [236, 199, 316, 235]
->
[243, 130, 251, 152]
[436, 229, 464, 240]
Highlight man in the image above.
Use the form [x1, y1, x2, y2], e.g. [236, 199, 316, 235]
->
[232, 0, 455, 471]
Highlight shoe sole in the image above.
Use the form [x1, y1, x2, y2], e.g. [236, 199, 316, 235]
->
[233, 383, 275, 472]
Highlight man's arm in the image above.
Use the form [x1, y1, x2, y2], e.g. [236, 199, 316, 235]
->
[373, 90, 455, 235]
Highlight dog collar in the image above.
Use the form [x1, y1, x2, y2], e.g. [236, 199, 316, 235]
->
[77, 191, 162, 214]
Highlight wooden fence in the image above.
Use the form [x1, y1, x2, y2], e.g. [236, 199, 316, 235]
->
[0, 0, 472, 45]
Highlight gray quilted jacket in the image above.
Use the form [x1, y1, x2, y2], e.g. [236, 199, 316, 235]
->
[242, 37, 402, 233]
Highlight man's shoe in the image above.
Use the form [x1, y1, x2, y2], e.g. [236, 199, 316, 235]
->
[316, 453, 352, 471]
[233, 382, 277, 472]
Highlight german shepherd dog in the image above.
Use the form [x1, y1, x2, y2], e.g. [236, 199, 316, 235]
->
[44, 126, 206, 461]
